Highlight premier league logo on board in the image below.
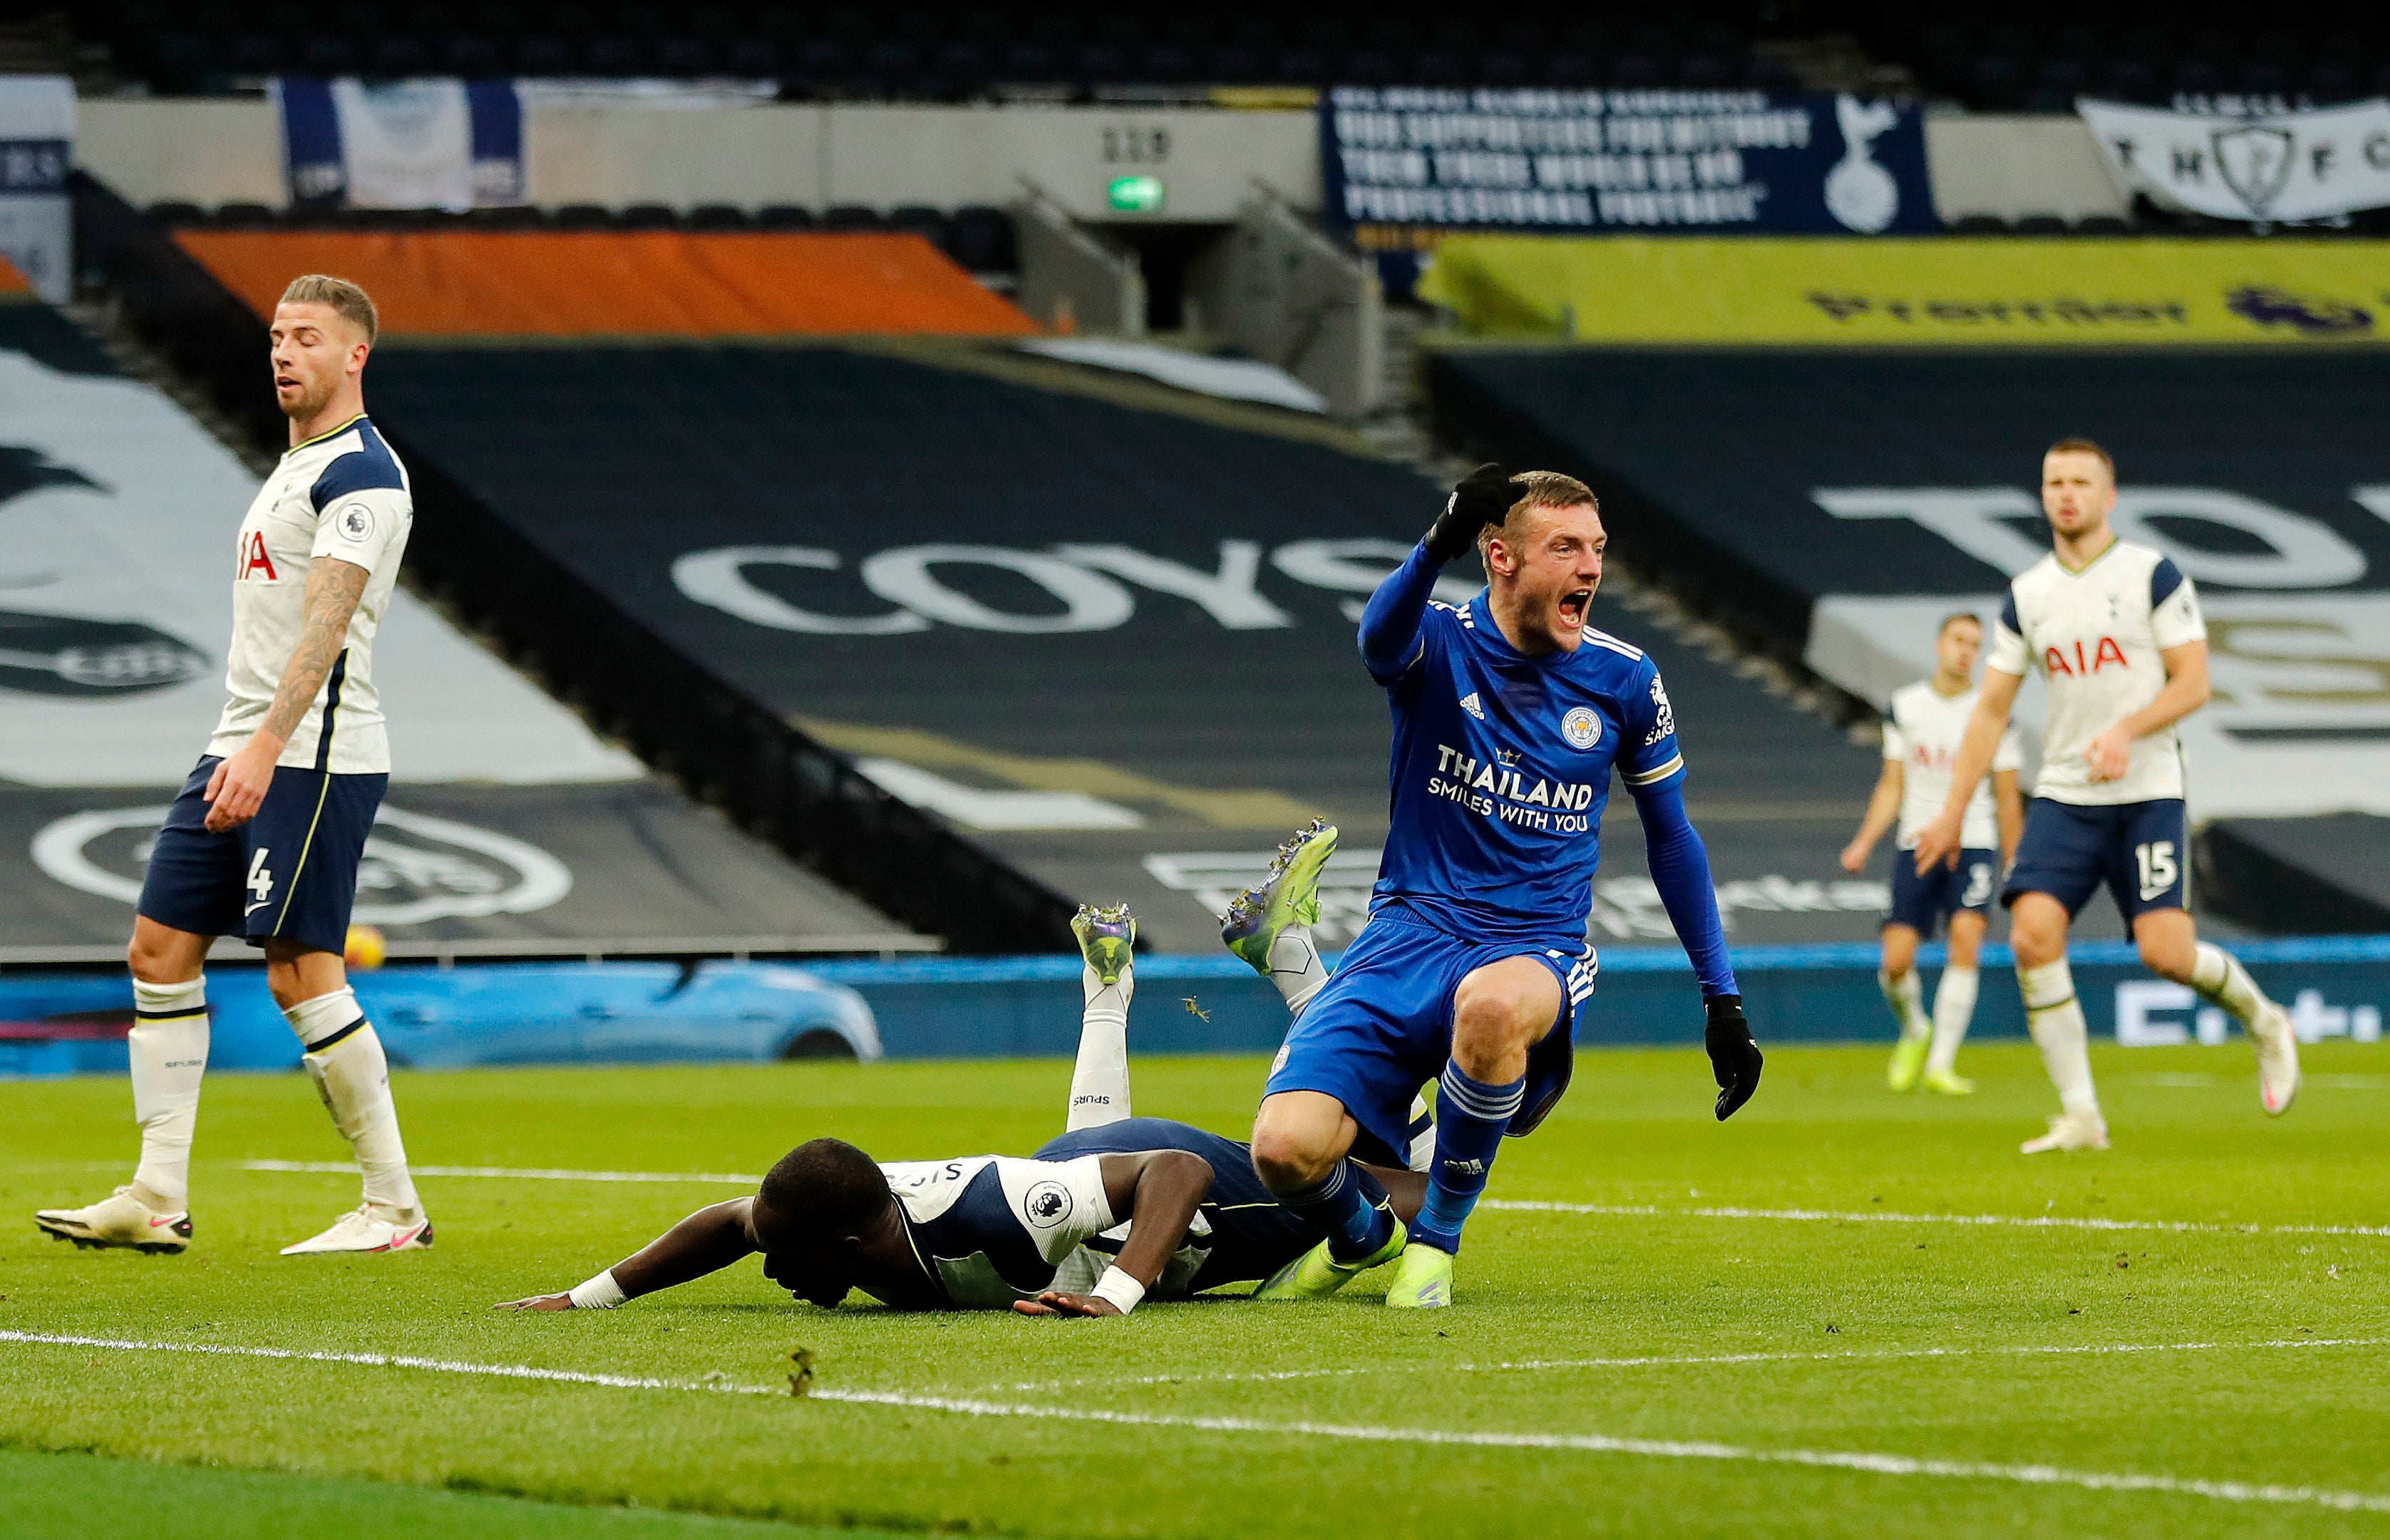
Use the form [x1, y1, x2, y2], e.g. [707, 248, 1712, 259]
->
[31, 804, 572, 924]
[1560, 706, 1601, 750]
[1023, 1180, 1074, 1229]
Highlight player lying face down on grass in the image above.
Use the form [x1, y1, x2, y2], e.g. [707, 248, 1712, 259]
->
[497, 903, 1428, 1318]
[1245, 465, 1762, 1310]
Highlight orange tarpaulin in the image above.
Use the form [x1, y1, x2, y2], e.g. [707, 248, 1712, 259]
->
[0, 253, 29, 294]
[177, 230, 1039, 338]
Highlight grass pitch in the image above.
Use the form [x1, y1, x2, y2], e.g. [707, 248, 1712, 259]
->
[2, 1042, 2387, 1539]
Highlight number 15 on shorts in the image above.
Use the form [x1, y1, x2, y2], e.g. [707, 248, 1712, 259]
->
[2135, 840, 2177, 903]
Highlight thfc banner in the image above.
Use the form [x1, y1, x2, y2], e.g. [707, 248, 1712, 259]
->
[275, 76, 525, 210]
[2080, 98, 2390, 224]
[1320, 87, 1939, 246]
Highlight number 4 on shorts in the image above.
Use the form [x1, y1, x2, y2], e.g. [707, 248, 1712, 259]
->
[245, 847, 275, 913]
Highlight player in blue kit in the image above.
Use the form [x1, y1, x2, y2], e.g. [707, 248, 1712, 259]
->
[1247, 465, 1762, 1309]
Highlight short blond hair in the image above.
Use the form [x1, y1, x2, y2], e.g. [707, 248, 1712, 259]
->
[1478, 470, 1599, 559]
[279, 274, 378, 345]
[2046, 435, 2113, 479]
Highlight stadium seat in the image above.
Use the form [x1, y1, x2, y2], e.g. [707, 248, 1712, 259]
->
[886, 205, 952, 253]
[947, 206, 1018, 274]
[550, 204, 616, 231]
[464, 205, 550, 229]
[687, 205, 752, 232]
[2012, 214, 2069, 236]
[823, 205, 886, 233]
[756, 205, 819, 231]
[617, 205, 682, 232]
[1949, 214, 2009, 235]
[145, 201, 206, 227]
[2074, 215, 2133, 234]
[213, 202, 280, 229]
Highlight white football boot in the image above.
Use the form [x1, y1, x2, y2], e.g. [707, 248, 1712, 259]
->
[2019, 1111, 2110, 1154]
[35, 1185, 192, 1254]
[280, 1203, 433, 1256]
[2250, 1001, 2301, 1117]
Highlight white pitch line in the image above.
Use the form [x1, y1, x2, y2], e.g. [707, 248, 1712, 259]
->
[1480, 1199, 2390, 1240]
[1, 1329, 2384, 1518]
[987, 1335, 2390, 1395]
[242, 1160, 764, 1185]
[236, 1161, 2390, 1239]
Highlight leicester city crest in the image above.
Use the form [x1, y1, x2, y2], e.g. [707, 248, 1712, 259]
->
[1560, 706, 1602, 750]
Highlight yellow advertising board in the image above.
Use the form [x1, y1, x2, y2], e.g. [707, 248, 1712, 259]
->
[1415, 236, 2390, 344]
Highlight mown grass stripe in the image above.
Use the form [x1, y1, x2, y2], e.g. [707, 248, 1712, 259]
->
[4, 1329, 2386, 1516]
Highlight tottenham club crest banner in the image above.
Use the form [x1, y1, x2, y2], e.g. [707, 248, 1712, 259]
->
[1320, 88, 1939, 243]
[2079, 98, 2390, 223]
[276, 76, 525, 210]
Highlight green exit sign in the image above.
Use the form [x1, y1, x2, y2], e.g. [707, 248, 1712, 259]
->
[1107, 175, 1166, 213]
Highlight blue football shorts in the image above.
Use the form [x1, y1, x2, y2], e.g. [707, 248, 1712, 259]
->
[2002, 797, 2188, 924]
[137, 755, 388, 955]
[1262, 904, 1593, 1165]
[1887, 846, 1999, 936]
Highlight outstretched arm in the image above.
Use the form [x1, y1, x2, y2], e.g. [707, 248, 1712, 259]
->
[1358, 542, 1443, 681]
[1015, 1149, 1212, 1318]
[495, 1197, 758, 1311]
[1635, 778, 1762, 1119]
[204, 556, 369, 832]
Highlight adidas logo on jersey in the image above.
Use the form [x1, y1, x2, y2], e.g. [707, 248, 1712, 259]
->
[1459, 691, 1485, 720]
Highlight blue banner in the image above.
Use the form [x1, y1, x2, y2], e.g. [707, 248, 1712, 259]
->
[275, 76, 525, 210]
[1322, 87, 1939, 249]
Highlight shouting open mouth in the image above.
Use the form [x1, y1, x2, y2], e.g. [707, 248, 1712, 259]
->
[1556, 587, 1593, 630]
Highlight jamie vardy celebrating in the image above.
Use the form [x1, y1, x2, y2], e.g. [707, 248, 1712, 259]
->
[1245, 465, 1763, 1309]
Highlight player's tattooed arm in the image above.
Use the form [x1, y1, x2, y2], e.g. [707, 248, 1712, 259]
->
[1015, 1150, 1212, 1318]
[202, 556, 371, 832]
[494, 1198, 759, 1311]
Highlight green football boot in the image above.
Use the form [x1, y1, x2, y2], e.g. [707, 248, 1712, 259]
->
[1384, 1241, 1454, 1309]
[1921, 1067, 1976, 1097]
[1886, 1033, 1929, 1092]
[1252, 1213, 1406, 1301]
[1071, 903, 1136, 986]
[1222, 820, 1338, 976]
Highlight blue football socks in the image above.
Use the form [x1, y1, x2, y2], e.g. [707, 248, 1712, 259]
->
[1413, 1060, 1525, 1256]
[1279, 1157, 1396, 1263]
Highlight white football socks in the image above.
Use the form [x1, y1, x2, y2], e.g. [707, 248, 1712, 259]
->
[1067, 958, 1133, 1130]
[128, 976, 208, 1211]
[1927, 966, 1979, 1077]
[1878, 967, 1927, 1042]
[2019, 959, 2101, 1118]
[1265, 924, 1330, 1015]
[287, 988, 420, 1215]
[2192, 942, 2272, 1030]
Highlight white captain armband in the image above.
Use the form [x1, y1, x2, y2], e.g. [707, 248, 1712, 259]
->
[1089, 1265, 1146, 1315]
[568, 1270, 627, 1309]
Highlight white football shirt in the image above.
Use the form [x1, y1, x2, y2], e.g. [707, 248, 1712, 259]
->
[208, 415, 413, 775]
[1986, 538, 2204, 805]
[1882, 679, 2021, 849]
[879, 1154, 1115, 1308]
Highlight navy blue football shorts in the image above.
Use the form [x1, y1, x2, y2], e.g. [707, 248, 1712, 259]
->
[1887, 846, 1999, 936]
[137, 755, 388, 955]
[1036, 1117, 1338, 1293]
[1262, 904, 1592, 1167]
[2002, 797, 2188, 924]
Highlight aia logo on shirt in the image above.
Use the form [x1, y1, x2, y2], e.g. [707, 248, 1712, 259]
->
[236, 530, 278, 582]
[2044, 637, 2126, 676]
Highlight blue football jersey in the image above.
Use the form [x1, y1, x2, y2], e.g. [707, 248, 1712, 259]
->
[1371, 594, 1684, 943]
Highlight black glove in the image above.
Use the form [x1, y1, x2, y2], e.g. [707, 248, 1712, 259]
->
[1704, 994, 1763, 1122]
[1423, 462, 1527, 563]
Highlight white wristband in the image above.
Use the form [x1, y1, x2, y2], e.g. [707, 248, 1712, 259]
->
[567, 1270, 627, 1309]
[1088, 1265, 1145, 1316]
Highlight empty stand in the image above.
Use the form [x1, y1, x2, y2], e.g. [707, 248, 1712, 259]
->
[176, 229, 1036, 337]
